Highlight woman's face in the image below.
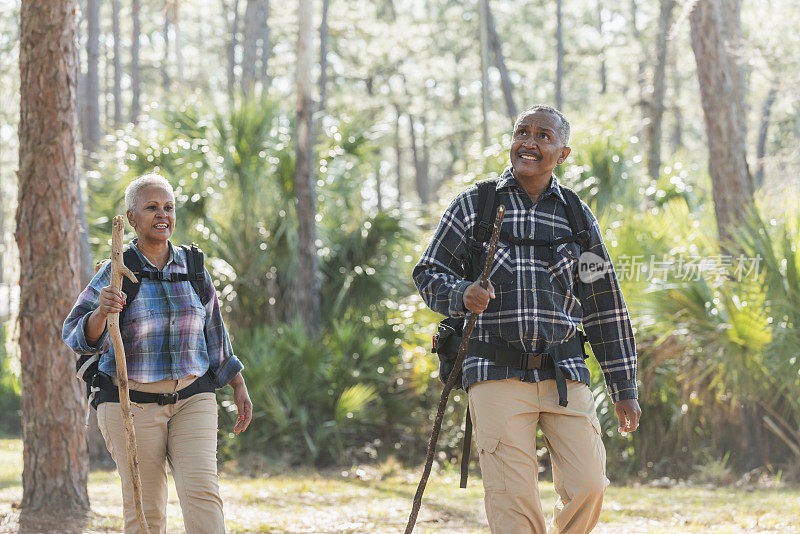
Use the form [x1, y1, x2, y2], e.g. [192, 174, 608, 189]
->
[127, 184, 176, 244]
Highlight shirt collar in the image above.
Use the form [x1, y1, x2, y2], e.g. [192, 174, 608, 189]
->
[496, 166, 567, 205]
[129, 239, 183, 269]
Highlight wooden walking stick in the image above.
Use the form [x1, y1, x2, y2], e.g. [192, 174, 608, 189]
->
[108, 215, 149, 532]
[405, 205, 506, 533]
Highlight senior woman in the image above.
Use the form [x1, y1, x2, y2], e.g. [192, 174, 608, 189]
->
[63, 173, 252, 533]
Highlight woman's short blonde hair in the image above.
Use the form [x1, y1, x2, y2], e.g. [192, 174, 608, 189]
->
[124, 173, 175, 212]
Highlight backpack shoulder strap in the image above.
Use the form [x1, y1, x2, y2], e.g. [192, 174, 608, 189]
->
[559, 186, 590, 252]
[181, 243, 210, 306]
[465, 179, 498, 281]
[472, 179, 498, 243]
[121, 246, 143, 308]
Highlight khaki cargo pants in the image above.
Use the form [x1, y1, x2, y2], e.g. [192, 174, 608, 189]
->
[97, 375, 225, 534]
[468, 378, 609, 534]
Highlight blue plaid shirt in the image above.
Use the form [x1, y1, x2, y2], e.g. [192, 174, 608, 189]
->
[63, 240, 243, 388]
[413, 168, 637, 401]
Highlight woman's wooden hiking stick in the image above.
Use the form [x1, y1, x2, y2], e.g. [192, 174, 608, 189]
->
[108, 215, 148, 532]
[404, 205, 506, 534]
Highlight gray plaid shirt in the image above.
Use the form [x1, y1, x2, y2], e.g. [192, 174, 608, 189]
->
[413, 168, 637, 402]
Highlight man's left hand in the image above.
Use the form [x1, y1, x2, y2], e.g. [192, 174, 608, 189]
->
[614, 399, 641, 433]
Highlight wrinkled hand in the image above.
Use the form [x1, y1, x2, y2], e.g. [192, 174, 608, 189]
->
[98, 286, 126, 317]
[463, 281, 495, 314]
[231, 375, 252, 435]
[615, 399, 641, 433]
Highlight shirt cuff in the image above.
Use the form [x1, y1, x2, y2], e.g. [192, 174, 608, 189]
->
[448, 280, 472, 317]
[213, 355, 244, 388]
[75, 313, 110, 354]
[607, 379, 638, 402]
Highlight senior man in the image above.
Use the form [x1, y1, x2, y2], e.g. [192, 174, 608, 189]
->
[413, 104, 641, 533]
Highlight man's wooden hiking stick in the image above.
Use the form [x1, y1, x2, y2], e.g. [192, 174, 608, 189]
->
[108, 215, 148, 532]
[405, 205, 506, 534]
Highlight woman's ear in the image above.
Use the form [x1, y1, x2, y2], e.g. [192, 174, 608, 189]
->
[557, 146, 572, 165]
[126, 210, 136, 228]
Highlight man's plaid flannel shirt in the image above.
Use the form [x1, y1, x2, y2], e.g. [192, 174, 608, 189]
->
[412, 168, 637, 402]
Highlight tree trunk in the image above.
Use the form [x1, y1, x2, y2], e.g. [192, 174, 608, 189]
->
[689, 0, 754, 246]
[755, 77, 779, 189]
[130, 0, 141, 124]
[394, 104, 403, 207]
[295, 0, 320, 335]
[630, 0, 648, 137]
[319, 0, 330, 114]
[260, 0, 270, 86]
[485, 0, 516, 121]
[162, 2, 171, 91]
[669, 54, 683, 152]
[479, 0, 491, 146]
[112, 0, 122, 127]
[596, 1, 607, 94]
[18, 0, 90, 514]
[173, 1, 184, 83]
[555, 0, 564, 110]
[226, 0, 241, 99]
[242, 0, 266, 96]
[408, 113, 430, 204]
[85, 0, 101, 154]
[647, 0, 674, 181]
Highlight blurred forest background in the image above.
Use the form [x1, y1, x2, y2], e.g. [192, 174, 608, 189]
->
[1, 0, 799, 521]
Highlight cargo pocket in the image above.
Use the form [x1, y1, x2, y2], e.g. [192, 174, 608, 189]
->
[589, 417, 608, 480]
[475, 433, 506, 492]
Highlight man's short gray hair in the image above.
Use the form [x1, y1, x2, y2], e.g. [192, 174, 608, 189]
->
[124, 173, 175, 212]
[514, 105, 571, 146]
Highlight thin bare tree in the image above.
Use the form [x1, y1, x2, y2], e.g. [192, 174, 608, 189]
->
[485, 0, 516, 121]
[647, 0, 675, 181]
[295, 0, 320, 335]
[479, 0, 491, 145]
[555, 0, 564, 110]
[112, 0, 122, 127]
[84, 0, 102, 155]
[130, 0, 142, 123]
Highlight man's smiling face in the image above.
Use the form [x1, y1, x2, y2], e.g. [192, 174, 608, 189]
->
[510, 111, 571, 183]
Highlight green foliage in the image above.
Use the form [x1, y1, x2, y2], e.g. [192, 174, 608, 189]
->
[0, 322, 20, 437]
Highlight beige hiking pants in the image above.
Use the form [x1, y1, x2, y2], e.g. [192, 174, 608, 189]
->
[468, 378, 609, 534]
[97, 376, 225, 534]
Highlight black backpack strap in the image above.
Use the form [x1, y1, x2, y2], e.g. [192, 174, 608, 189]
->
[460, 406, 473, 488]
[466, 179, 499, 280]
[560, 186, 590, 252]
[119, 247, 143, 323]
[182, 243, 210, 306]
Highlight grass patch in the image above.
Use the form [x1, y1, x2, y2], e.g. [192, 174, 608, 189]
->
[0, 439, 798, 532]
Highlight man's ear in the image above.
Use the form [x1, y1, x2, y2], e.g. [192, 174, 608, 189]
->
[557, 147, 571, 165]
[126, 210, 135, 228]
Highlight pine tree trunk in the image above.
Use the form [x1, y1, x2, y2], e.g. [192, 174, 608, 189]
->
[242, 0, 265, 96]
[174, 2, 184, 83]
[596, 2, 607, 94]
[162, 3, 172, 91]
[408, 113, 430, 204]
[647, 0, 674, 181]
[226, 0, 241, 99]
[479, 0, 491, 146]
[318, 0, 330, 114]
[130, 0, 142, 124]
[295, 0, 320, 335]
[755, 78, 779, 189]
[689, 0, 754, 247]
[394, 104, 403, 207]
[112, 0, 122, 127]
[669, 55, 683, 152]
[485, 0, 516, 121]
[555, 0, 564, 110]
[17, 0, 90, 514]
[84, 0, 101, 156]
[260, 0, 270, 86]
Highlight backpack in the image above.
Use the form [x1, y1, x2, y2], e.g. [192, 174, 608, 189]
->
[75, 244, 210, 409]
[431, 178, 590, 388]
